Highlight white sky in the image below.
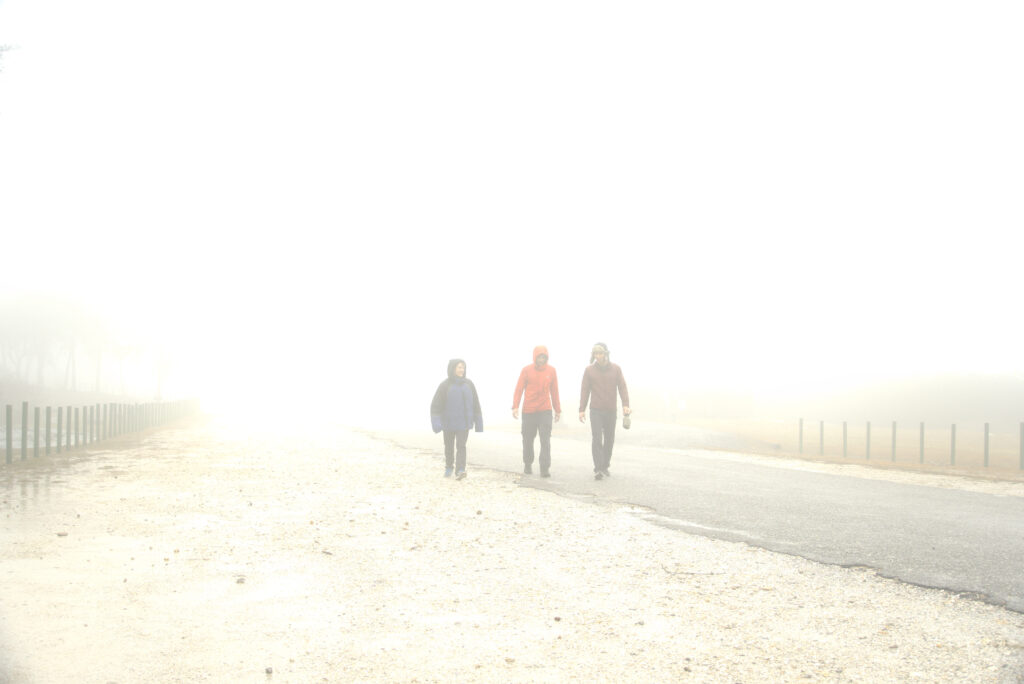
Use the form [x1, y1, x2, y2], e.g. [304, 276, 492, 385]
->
[1, 1, 1022, 422]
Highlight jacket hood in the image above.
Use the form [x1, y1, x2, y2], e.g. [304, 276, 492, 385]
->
[533, 346, 549, 363]
[447, 358, 467, 380]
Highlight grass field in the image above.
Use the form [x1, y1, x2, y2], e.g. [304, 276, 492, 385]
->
[679, 417, 1024, 478]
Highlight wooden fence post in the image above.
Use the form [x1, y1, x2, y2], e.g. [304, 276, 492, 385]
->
[46, 406, 52, 456]
[891, 421, 897, 462]
[984, 423, 990, 467]
[21, 401, 28, 460]
[866, 421, 871, 460]
[33, 407, 40, 458]
[919, 422, 925, 464]
[951, 424, 956, 466]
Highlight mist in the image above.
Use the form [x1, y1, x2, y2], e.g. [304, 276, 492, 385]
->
[1, 1, 1021, 435]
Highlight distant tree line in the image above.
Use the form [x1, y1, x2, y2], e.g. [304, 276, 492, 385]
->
[0, 295, 163, 399]
[0, 44, 13, 73]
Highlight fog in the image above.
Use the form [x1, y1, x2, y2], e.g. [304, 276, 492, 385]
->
[1, 1, 1021, 432]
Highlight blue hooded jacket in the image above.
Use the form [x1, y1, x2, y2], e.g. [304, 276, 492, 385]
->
[430, 358, 484, 433]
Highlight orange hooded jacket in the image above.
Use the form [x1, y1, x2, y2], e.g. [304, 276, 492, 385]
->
[512, 346, 561, 414]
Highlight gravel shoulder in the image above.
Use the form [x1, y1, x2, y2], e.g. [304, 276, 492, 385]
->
[1, 417, 1023, 683]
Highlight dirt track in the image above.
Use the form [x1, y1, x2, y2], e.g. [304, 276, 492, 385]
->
[2, 417, 1023, 682]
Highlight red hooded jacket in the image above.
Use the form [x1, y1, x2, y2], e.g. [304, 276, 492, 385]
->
[512, 346, 562, 414]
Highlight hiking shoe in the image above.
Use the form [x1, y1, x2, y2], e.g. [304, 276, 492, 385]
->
[594, 471, 603, 480]
[444, 467, 454, 478]
[523, 464, 532, 474]
[455, 471, 467, 480]
[540, 470, 550, 478]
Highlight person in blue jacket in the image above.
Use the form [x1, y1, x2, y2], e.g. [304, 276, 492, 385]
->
[430, 358, 483, 479]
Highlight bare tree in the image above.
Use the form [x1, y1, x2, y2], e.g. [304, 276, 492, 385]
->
[0, 293, 178, 400]
[64, 337, 77, 391]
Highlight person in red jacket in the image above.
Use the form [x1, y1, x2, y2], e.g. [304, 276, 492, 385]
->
[579, 342, 630, 480]
[512, 345, 561, 477]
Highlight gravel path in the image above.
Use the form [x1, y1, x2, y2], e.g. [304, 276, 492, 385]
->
[1, 418, 1022, 682]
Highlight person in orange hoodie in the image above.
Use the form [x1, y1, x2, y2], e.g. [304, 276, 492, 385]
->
[512, 346, 561, 477]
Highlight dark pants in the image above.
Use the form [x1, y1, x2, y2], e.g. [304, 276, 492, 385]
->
[443, 430, 468, 472]
[521, 410, 553, 472]
[589, 408, 616, 472]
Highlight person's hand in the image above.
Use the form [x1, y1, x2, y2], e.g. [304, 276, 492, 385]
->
[578, 412, 586, 423]
[512, 409, 519, 420]
[623, 407, 632, 416]
[554, 412, 561, 423]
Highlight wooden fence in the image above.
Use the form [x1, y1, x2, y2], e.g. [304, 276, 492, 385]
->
[3, 399, 200, 465]
[799, 418, 1024, 470]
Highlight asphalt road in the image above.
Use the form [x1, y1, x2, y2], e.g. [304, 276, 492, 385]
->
[388, 423, 1024, 613]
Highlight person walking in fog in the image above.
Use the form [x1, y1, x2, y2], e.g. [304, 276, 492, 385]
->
[430, 359, 483, 480]
[512, 345, 561, 477]
[578, 342, 630, 480]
